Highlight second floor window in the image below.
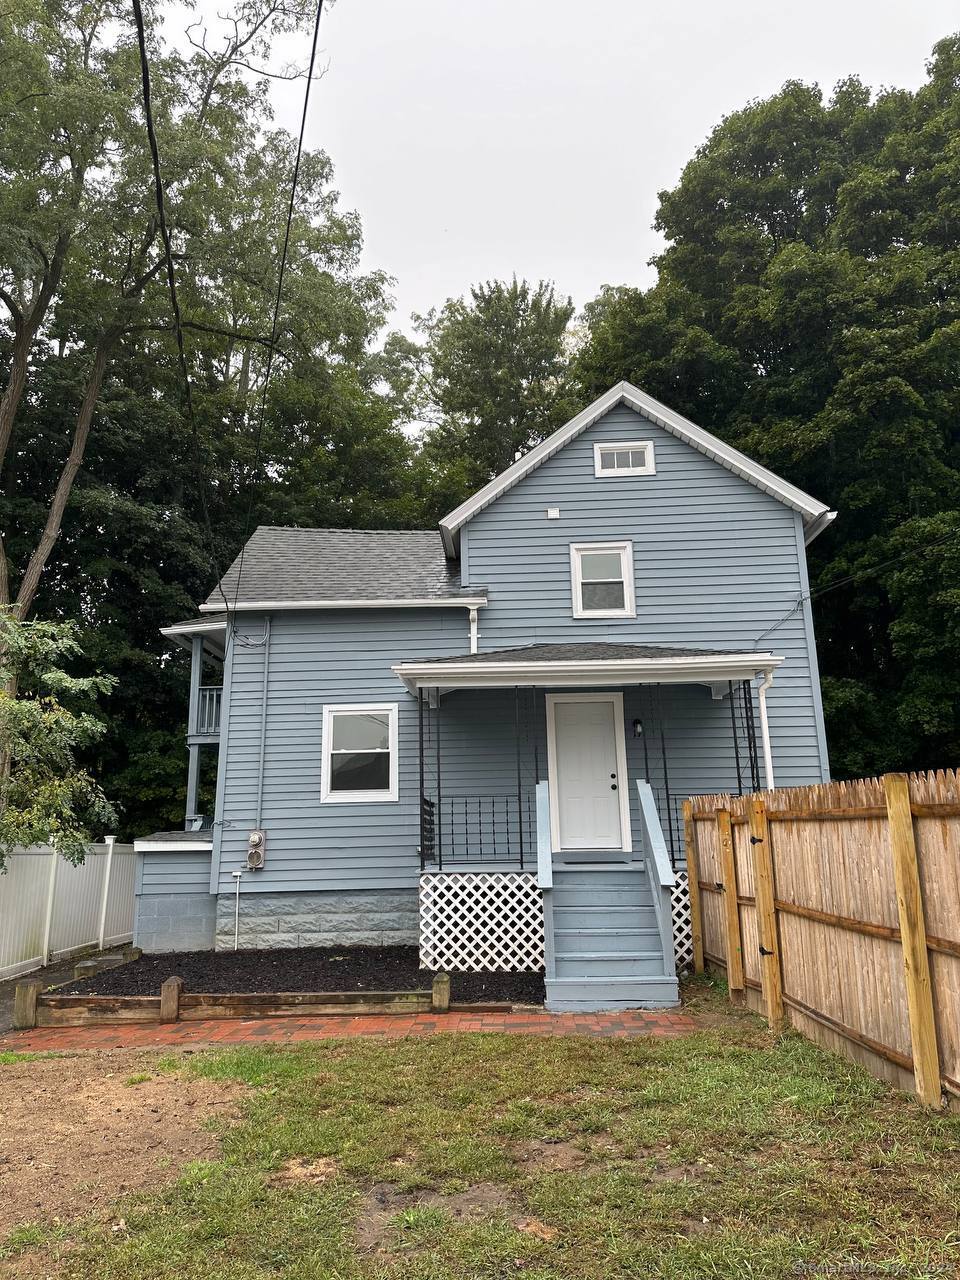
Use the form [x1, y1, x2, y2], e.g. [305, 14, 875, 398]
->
[570, 541, 636, 619]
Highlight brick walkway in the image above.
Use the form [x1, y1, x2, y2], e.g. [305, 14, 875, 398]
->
[1, 1008, 695, 1052]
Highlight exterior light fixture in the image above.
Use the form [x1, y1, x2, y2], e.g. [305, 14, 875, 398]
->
[633, 719, 643, 738]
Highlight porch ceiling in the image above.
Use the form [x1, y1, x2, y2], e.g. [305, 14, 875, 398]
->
[392, 642, 783, 693]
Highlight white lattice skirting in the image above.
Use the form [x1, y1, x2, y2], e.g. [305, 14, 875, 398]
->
[420, 869, 695, 975]
[671, 871, 694, 973]
[419, 873, 545, 972]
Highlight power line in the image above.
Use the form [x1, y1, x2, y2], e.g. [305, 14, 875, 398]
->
[809, 525, 960, 601]
[753, 521, 960, 650]
[131, 0, 233, 619]
[230, 0, 327, 616]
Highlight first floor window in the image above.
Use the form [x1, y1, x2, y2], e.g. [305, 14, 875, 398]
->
[570, 541, 636, 618]
[321, 703, 398, 802]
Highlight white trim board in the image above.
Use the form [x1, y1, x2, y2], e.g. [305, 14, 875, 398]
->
[393, 651, 783, 693]
[198, 597, 487, 614]
[161, 619, 228, 636]
[134, 840, 213, 853]
[440, 381, 835, 554]
[545, 693, 632, 855]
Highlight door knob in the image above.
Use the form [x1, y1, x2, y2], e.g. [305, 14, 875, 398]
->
[611, 783, 618, 791]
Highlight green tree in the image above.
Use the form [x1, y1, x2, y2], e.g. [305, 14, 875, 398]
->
[0, 0, 418, 835]
[0, 612, 116, 863]
[411, 277, 576, 512]
[574, 42, 960, 776]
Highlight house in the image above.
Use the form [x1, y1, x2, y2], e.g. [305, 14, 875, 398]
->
[135, 382, 835, 1010]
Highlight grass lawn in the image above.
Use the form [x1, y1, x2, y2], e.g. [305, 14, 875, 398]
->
[3, 978, 959, 1279]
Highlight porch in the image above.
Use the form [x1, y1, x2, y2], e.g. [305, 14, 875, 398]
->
[393, 642, 781, 1011]
[396, 644, 777, 872]
[159, 614, 227, 830]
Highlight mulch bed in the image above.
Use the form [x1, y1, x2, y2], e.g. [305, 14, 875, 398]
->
[60, 945, 545, 1005]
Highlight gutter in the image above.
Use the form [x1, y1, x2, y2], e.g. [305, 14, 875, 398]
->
[197, 596, 488, 614]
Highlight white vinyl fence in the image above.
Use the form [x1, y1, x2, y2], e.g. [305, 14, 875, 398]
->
[0, 841, 136, 981]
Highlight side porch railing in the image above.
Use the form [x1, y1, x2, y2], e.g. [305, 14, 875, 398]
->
[419, 792, 536, 870]
[636, 778, 677, 976]
[193, 685, 222, 737]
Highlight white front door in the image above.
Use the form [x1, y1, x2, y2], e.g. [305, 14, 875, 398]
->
[547, 694, 631, 852]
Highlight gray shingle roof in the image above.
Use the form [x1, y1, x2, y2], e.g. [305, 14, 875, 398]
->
[414, 642, 736, 664]
[205, 527, 471, 607]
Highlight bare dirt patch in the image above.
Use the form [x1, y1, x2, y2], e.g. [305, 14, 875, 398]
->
[355, 1181, 518, 1254]
[513, 1138, 588, 1172]
[0, 1052, 243, 1239]
[270, 1156, 339, 1187]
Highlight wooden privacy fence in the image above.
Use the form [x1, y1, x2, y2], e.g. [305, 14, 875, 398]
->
[0, 841, 135, 980]
[683, 772, 960, 1108]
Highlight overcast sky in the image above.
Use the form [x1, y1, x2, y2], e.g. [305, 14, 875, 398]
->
[260, 0, 958, 334]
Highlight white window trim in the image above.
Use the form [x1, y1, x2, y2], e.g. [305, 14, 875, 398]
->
[570, 541, 636, 620]
[321, 702, 399, 804]
[593, 440, 655, 477]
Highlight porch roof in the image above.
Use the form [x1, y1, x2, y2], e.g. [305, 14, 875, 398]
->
[160, 614, 228, 659]
[392, 642, 783, 692]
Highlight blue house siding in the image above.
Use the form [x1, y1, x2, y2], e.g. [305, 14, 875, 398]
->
[462, 403, 829, 788]
[211, 608, 473, 897]
[161, 396, 834, 948]
[134, 849, 217, 951]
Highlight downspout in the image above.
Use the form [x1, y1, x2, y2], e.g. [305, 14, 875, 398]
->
[756, 671, 776, 791]
[255, 618, 271, 827]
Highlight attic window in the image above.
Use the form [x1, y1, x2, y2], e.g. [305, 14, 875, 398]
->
[593, 441, 655, 477]
[570, 542, 636, 619]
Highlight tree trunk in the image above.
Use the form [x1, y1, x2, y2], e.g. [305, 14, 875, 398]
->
[0, 229, 72, 473]
[0, 229, 74, 605]
[13, 332, 119, 621]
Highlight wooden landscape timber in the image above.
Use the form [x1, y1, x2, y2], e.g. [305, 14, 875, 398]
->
[688, 770, 960, 1108]
[14, 975, 456, 1028]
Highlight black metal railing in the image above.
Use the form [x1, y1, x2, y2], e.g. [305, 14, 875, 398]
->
[420, 795, 437, 864]
[419, 792, 535, 870]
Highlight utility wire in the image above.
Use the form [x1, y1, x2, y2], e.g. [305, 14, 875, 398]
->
[753, 521, 960, 650]
[131, 0, 233, 618]
[229, 0, 327, 617]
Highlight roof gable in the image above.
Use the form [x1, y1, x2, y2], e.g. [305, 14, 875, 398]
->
[439, 382, 835, 554]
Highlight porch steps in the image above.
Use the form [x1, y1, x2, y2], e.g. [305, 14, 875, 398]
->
[554, 927, 659, 953]
[554, 952, 666, 977]
[545, 865, 680, 1012]
[553, 905, 652, 930]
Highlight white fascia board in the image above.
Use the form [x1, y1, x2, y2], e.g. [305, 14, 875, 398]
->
[197, 596, 488, 614]
[392, 652, 784, 693]
[439, 381, 832, 552]
[134, 840, 213, 853]
[160, 619, 228, 637]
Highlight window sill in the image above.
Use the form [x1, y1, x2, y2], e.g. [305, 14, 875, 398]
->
[320, 792, 400, 805]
